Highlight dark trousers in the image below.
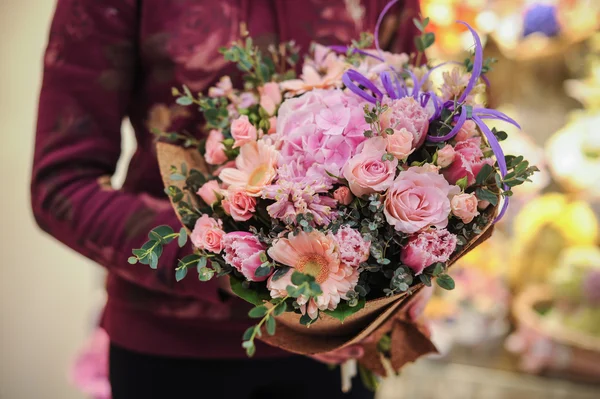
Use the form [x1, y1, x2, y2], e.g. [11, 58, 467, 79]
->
[109, 343, 375, 399]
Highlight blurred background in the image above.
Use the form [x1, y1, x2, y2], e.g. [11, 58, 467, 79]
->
[0, 0, 599, 398]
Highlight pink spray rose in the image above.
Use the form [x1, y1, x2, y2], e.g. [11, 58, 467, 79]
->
[401, 228, 458, 275]
[196, 180, 220, 205]
[230, 115, 258, 148]
[259, 82, 282, 116]
[333, 186, 354, 205]
[222, 232, 270, 282]
[190, 214, 224, 253]
[204, 129, 228, 165]
[436, 144, 455, 168]
[385, 128, 414, 161]
[454, 120, 478, 142]
[333, 226, 371, 268]
[443, 137, 493, 186]
[343, 137, 398, 197]
[380, 97, 429, 149]
[384, 166, 458, 234]
[222, 189, 256, 222]
[451, 193, 479, 223]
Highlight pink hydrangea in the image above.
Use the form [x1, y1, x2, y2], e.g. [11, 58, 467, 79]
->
[222, 232, 270, 282]
[275, 89, 370, 180]
[401, 229, 458, 275]
[333, 226, 371, 267]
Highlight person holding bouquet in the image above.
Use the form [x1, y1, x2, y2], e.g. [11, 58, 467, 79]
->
[31, 1, 422, 398]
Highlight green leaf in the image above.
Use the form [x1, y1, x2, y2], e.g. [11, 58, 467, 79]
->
[248, 305, 268, 318]
[299, 314, 316, 326]
[476, 164, 494, 185]
[242, 326, 255, 341]
[266, 315, 276, 336]
[358, 364, 380, 392]
[197, 256, 207, 271]
[149, 225, 175, 243]
[170, 173, 186, 181]
[229, 276, 271, 306]
[475, 187, 499, 206]
[149, 252, 158, 270]
[166, 186, 184, 202]
[419, 274, 432, 287]
[255, 266, 272, 277]
[271, 267, 290, 282]
[198, 267, 214, 282]
[432, 262, 444, 276]
[259, 252, 268, 263]
[178, 228, 187, 247]
[127, 256, 138, 265]
[291, 271, 313, 286]
[176, 96, 193, 106]
[245, 343, 256, 357]
[436, 274, 455, 290]
[456, 176, 468, 191]
[273, 301, 287, 316]
[323, 298, 366, 322]
[175, 267, 188, 282]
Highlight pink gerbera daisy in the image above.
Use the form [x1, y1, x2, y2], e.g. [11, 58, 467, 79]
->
[267, 230, 358, 319]
[219, 140, 279, 196]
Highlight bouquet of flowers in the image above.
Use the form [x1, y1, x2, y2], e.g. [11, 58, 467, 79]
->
[130, 0, 536, 386]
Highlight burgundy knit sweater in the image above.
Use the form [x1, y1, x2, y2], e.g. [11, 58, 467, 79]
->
[31, 0, 421, 359]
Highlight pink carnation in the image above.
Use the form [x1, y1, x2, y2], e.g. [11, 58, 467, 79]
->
[343, 137, 398, 197]
[204, 129, 227, 165]
[384, 166, 458, 234]
[401, 228, 458, 275]
[190, 214, 224, 253]
[333, 226, 371, 268]
[222, 232, 270, 282]
[380, 97, 429, 149]
[443, 137, 494, 186]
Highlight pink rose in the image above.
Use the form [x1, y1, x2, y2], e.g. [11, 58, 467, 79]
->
[451, 193, 479, 223]
[443, 137, 493, 186]
[401, 228, 458, 275]
[384, 167, 458, 234]
[230, 115, 257, 148]
[196, 180, 221, 205]
[222, 232, 270, 282]
[454, 120, 478, 142]
[380, 97, 429, 149]
[385, 128, 414, 161]
[204, 129, 228, 165]
[437, 144, 455, 168]
[259, 82, 282, 116]
[343, 137, 398, 197]
[333, 226, 371, 267]
[333, 186, 354, 205]
[222, 189, 256, 222]
[190, 214, 224, 253]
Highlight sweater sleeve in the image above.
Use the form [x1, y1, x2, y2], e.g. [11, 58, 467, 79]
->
[30, 0, 221, 304]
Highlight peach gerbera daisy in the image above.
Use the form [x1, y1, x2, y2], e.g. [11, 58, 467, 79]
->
[218, 140, 279, 196]
[280, 61, 347, 96]
[267, 230, 359, 319]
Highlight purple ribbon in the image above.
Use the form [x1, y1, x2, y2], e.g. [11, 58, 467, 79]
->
[374, 0, 400, 58]
[427, 106, 468, 143]
[342, 69, 383, 103]
[458, 22, 483, 104]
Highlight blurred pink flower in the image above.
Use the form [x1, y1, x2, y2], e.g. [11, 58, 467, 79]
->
[401, 229, 458, 275]
[190, 214, 224, 253]
[222, 232, 270, 282]
[332, 226, 370, 268]
[204, 129, 227, 165]
[443, 137, 493, 186]
[70, 328, 111, 399]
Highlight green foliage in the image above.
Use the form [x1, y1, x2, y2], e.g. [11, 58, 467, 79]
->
[436, 274, 456, 290]
[178, 227, 187, 248]
[475, 187, 499, 206]
[229, 276, 271, 306]
[324, 298, 366, 322]
[456, 176, 468, 191]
